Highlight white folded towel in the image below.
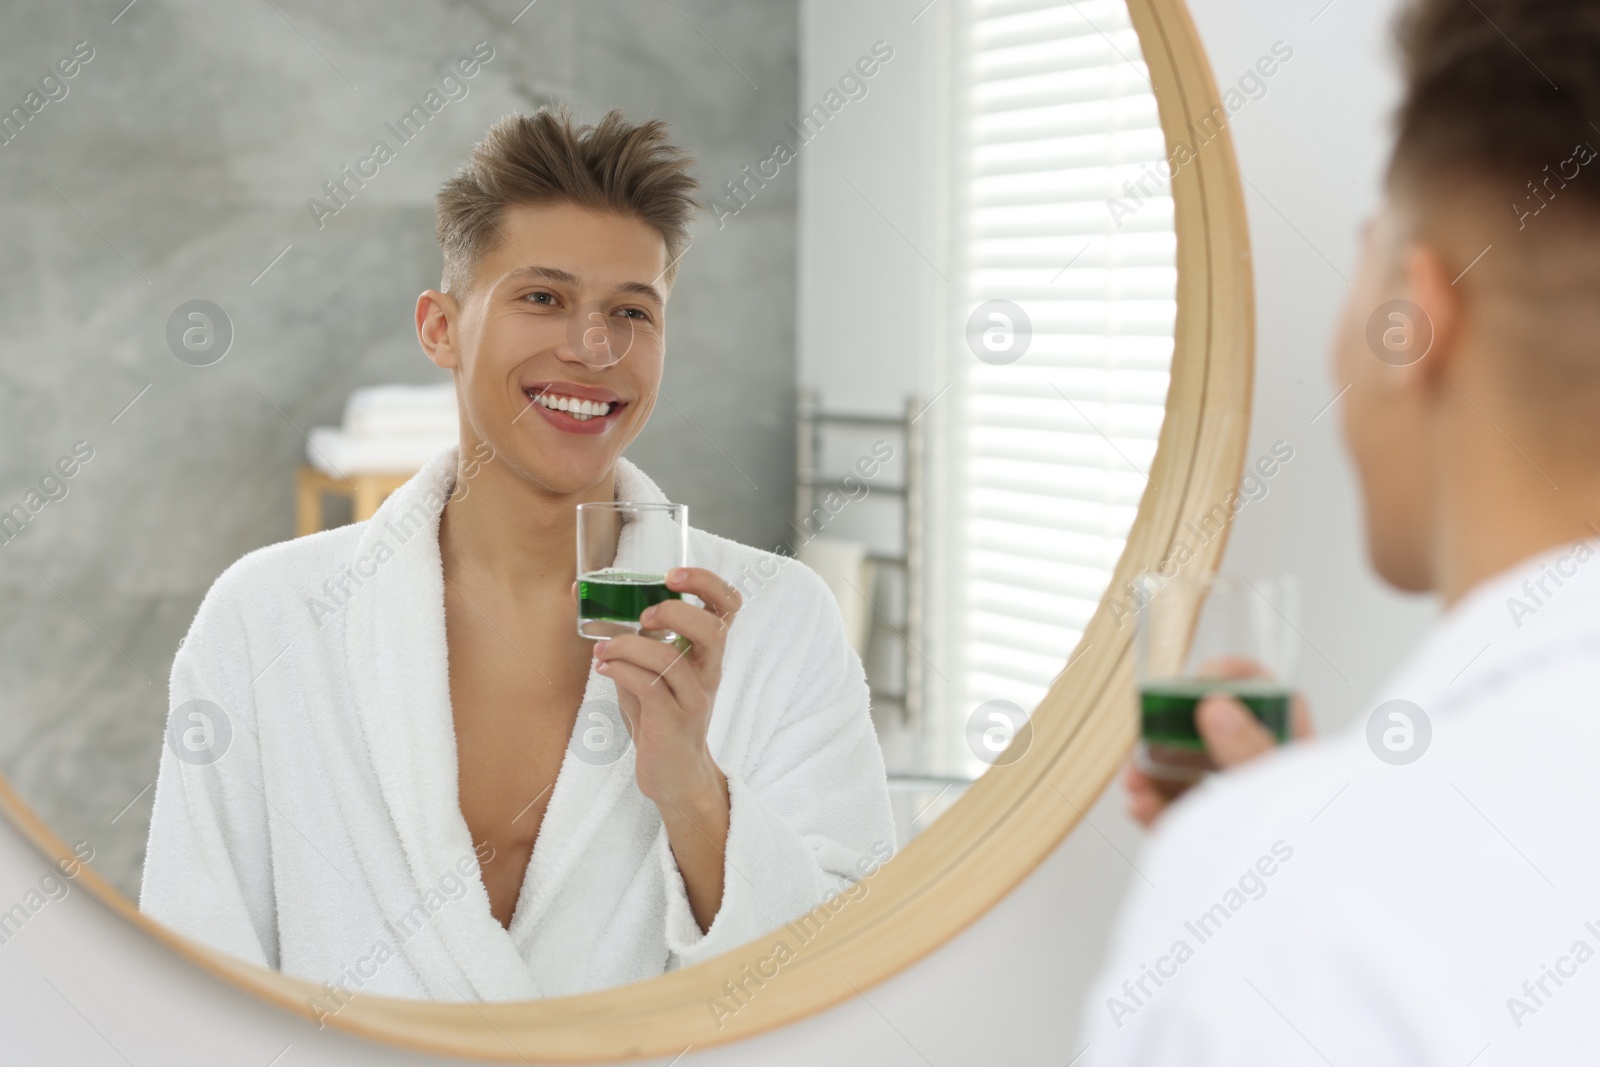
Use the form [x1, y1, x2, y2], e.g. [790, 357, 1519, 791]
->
[343, 382, 458, 439]
[306, 427, 459, 477]
[307, 382, 460, 476]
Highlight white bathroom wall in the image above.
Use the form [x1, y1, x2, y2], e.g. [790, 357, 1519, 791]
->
[794, 0, 941, 415]
[0, 0, 1439, 1062]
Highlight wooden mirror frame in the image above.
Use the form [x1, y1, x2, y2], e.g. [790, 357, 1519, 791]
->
[0, 0, 1251, 1058]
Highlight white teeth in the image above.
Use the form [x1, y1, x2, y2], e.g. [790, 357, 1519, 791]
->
[529, 391, 614, 420]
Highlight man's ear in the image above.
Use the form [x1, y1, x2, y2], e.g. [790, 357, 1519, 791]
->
[1397, 242, 1461, 393]
[417, 289, 462, 370]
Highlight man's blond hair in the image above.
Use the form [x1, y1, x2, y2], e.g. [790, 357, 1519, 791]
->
[435, 106, 701, 295]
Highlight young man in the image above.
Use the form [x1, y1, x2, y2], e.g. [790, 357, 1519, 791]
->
[140, 109, 894, 1001]
[1084, 0, 1600, 1061]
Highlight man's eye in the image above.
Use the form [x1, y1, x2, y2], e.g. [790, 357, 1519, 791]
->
[523, 291, 556, 305]
[618, 307, 649, 321]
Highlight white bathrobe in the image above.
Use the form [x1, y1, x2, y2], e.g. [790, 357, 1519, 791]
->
[1081, 538, 1600, 1064]
[140, 447, 895, 1002]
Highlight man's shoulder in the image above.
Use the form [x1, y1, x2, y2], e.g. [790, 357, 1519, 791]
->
[196, 523, 366, 622]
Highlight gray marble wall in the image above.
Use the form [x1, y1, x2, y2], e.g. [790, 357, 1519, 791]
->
[0, 0, 799, 899]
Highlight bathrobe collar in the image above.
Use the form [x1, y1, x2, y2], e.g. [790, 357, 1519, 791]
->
[1376, 536, 1600, 709]
[342, 444, 672, 999]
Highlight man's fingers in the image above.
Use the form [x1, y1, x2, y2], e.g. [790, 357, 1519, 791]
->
[595, 657, 667, 709]
[1290, 693, 1315, 739]
[1195, 695, 1278, 768]
[1124, 763, 1189, 828]
[644, 598, 727, 649]
[596, 636, 705, 705]
[1127, 784, 1165, 829]
[666, 567, 741, 620]
[598, 643, 704, 710]
[1131, 683, 1310, 834]
[596, 633, 680, 674]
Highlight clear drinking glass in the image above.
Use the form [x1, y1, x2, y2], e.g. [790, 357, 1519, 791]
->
[1134, 573, 1298, 781]
[575, 502, 688, 641]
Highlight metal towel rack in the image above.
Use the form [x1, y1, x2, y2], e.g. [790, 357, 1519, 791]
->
[794, 389, 923, 728]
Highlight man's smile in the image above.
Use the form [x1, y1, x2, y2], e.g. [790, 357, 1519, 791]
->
[522, 380, 627, 432]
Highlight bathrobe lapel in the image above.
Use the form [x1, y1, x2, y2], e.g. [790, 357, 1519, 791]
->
[343, 446, 539, 999]
[504, 458, 674, 938]
[343, 447, 671, 996]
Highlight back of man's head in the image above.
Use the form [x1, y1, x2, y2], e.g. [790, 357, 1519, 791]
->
[1335, 0, 1600, 595]
[1387, 0, 1600, 407]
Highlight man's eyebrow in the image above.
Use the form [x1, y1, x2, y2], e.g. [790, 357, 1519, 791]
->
[506, 265, 580, 287]
[505, 265, 663, 305]
[616, 280, 665, 305]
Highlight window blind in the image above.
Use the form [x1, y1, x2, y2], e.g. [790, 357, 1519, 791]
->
[950, 0, 1177, 753]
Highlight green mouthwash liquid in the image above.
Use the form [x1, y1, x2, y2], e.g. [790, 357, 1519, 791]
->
[578, 569, 680, 623]
[1140, 678, 1291, 749]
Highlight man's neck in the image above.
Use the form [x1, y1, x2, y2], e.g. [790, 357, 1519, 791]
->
[1435, 392, 1600, 607]
[438, 444, 615, 590]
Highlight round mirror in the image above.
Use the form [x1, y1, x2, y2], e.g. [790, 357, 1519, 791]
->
[0, 0, 1248, 1057]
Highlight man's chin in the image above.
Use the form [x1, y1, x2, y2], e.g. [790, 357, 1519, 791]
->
[515, 450, 620, 499]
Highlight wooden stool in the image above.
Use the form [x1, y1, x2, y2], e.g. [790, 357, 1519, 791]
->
[296, 466, 414, 537]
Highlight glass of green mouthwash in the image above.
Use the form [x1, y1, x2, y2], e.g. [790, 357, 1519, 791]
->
[576, 501, 688, 641]
[1133, 573, 1297, 781]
